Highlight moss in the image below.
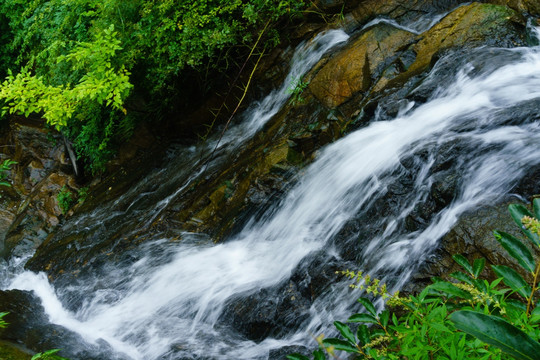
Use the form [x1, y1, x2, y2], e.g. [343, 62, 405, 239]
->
[0, 341, 32, 360]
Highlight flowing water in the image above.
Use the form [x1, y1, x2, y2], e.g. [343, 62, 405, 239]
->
[4, 20, 540, 360]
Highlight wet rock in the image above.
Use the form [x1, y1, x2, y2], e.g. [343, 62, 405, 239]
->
[309, 24, 416, 108]
[405, 3, 525, 76]
[268, 345, 310, 360]
[489, 0, 540, 16]
[291, 251, 344, 301]
[0, 289, 129, 360]
[0, 341, 31, 360]
[219, 252, 343, 343]
[219, 282, 311, 342]
[430, 170, 459, 208]
[408, 198, 537, 292]
[350, 0, 465, 27]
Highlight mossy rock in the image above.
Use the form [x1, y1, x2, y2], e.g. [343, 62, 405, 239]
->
[407, 3, 525, 75]
[309, 24, 416, 108]
[0, 341, 32, 360]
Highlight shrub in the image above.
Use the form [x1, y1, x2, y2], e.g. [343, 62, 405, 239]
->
[0, 0, 306, 173]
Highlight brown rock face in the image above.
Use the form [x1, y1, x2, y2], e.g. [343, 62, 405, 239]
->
[309, 24, 416, 108]
[0, 118, 78, 257]
[309, 2, 524, 109]
[407, 3, 524, 75]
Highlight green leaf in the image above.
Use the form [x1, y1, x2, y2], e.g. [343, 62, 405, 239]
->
[334, 321, 355, 344]
[427, 281, 472, 299]
[508, 204, 539, 246]
[450, 271, 473, 285]
[533, 198, 540, 220]
[453, 254, 473, 274]
[348, 313, 378, 324]
[492, 265, 531, 299]
[472, 258, 486, 278]
[530, 305, 540, 324]
[313, 349, 325, 360]
[494, 231, 535, 273]
[286, 354, 310, 360]
[322, 338, 360, 353]
[357, 297, 377, 317]
[380, 309, 390, 328]
[356, 325, 370, 346]
[451, 310, 540, 360]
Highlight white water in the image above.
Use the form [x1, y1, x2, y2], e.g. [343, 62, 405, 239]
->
[6, 26, 540, 360]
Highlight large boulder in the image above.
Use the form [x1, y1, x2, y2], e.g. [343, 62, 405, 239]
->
[309, 2, 526, 109]
[405, 3, 525, 76]
[309, 24, 416, 108]
[0, 289, 128, 360]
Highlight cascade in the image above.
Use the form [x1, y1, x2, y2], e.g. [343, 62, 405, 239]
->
[4, 18, 540, 360]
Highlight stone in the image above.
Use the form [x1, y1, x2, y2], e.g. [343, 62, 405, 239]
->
[406, 3, 525, 76]
[309, 24, 416, 108]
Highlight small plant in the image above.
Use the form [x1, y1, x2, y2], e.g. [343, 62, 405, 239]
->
[0, 159, 16, 198]
[77, 186, 89, 204]
[0, 312, 8, 329]
[31, 349, 69, 360]
[0, 158, 16, 187]
[0, 312, 69, 359]
[57, 186, 74, 214]
[287, 76, 309, 105]
[289, 199, 540, 360]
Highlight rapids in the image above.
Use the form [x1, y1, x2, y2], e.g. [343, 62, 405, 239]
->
[4, 18, 540, 360]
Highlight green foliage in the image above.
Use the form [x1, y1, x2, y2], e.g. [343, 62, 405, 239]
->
[31, 349, 68, 360]
[0, 311, 8, 328]
[0, 0, 306, 173]
[290, 201, 540, 360]
[77, 186, 89, 204]
[57, 185, 74, 214]
[0, 158, 16, 188]
[287, 76, 309, 105]
[0, 312, 69, 359]
[0, 25, 132, 129]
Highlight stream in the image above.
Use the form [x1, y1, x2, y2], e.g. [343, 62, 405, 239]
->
[3, 16, 540, 360]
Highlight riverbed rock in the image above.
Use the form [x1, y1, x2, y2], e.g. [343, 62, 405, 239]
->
[407, 197, 540, 294]
[0, 289, 130, 360]
[309, 24, 415, 108]
[310, 3, 526, 110]
[406, 3, 525, 76]
[0, 341, 31, 360]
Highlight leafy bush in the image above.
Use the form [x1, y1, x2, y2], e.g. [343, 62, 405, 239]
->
[0, 0, 306, 173]
[289, 200, 540, 360]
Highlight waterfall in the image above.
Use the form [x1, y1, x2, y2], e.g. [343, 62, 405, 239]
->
[5, 23, 540, 360]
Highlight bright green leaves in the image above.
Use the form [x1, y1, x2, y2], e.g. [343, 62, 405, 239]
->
[0, 311, 8, 328]
[509, 204, 540, 246]
[1, 68, 74, 128]
[494, 230, 535, 273]
[31, 349, 69, 360]
[451, 310, 540, 360]
[492, 265, 531, 299]
[0, 25, 133, 130]
[0, 159, 17, 189]
[427, 281, 472, 299]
